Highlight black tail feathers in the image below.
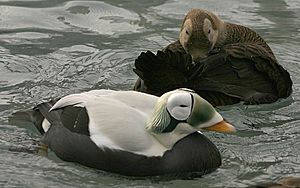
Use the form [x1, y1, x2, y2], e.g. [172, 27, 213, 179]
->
[36, 102, 63, 127]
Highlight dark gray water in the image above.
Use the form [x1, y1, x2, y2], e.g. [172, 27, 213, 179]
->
[0, 0, 299, 187]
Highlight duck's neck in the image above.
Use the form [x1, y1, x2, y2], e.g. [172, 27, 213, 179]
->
[217, 22, 268, 46]
[151, 123, 197, 149]
[215, 22, 275, 58]
[214, 22, 227, 47]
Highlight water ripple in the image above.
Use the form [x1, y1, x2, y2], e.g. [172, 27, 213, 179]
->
[0, 0, 299, 187]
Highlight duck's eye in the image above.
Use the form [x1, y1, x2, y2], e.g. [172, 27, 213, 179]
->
[185, 30, 189, 35]
[208, 29, 211, 34]
[179, 104, 188, 107]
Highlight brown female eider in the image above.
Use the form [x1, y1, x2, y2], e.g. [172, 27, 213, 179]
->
[134, 9, 292, 106]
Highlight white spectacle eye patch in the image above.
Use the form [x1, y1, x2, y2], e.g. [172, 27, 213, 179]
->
[166, 92, 193, 121]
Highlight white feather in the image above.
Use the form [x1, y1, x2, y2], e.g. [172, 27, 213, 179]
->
[42, 119, 50, 132]
[50, 93, 90, 111]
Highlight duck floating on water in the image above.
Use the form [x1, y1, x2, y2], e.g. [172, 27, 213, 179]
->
[134, 9, 292, 106]
[30, 89, 235, 177]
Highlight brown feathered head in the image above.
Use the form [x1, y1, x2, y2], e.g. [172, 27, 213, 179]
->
[179, 9, 225, 60]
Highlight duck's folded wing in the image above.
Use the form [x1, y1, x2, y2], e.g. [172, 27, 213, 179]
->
[223, 43, 292, 98]
[133, 46, 292, 105]
[163, 40, 186, 54]
[133, 50, 192, 96]
[188, 43, 292, 104]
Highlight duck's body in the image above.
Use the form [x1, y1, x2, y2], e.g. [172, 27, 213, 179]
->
[134, 9, 292, 106]
[31, 89, 235, 176]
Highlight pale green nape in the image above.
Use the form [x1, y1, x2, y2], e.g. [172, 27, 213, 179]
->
[188, 94, 216, 126]
[146, 92, 172, 134]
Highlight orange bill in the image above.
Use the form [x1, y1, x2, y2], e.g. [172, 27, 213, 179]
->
[203, 120, 236, 133]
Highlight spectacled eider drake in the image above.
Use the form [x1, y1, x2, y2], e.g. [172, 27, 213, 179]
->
[31, 88, 235, 177]
[134, 9, 292, 106]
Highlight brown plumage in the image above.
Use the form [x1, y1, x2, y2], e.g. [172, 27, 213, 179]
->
[175, 9, 275, 60]
[134, 9, 292, 106]
[248, 176, 300, 188]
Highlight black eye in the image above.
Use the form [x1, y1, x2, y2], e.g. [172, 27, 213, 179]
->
[179, 105, 188, 107]
[185, 30, 189, 35]
[208, 29, 211, 34]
